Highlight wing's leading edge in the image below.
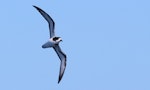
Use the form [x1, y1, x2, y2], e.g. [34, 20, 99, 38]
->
[33, 5, 55, 38]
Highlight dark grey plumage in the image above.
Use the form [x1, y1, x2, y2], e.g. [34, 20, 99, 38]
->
[33, 5, 55, 38]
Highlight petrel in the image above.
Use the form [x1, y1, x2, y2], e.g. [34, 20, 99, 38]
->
[33, 5, 67, 83]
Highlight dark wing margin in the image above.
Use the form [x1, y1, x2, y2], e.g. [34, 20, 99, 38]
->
[33, 5, 55, 38]
[53, 44, 67, 83]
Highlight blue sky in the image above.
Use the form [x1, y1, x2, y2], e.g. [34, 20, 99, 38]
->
[0, 0, 150, 90]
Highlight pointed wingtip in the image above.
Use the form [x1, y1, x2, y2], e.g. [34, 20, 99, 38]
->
[58, 75, 62, 84]
[32, 5, 44, 14]
[58, 80, 60, 84]
[33, 5, 41, 10]
[32, 5, 36, 8]
[57, 63, 66, 84]
[33, 5, 38, 9]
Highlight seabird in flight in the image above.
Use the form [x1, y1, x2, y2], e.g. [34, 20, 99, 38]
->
[33, 5, 67, 83]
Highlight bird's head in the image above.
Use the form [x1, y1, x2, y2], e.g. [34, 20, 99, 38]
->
[52, 37, 63, 43]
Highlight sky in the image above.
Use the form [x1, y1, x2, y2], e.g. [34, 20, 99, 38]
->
[0, 0, 150, 90]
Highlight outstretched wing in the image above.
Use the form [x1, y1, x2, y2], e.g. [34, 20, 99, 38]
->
[53, 44, 67, 83]
[33, 5, 55, 38]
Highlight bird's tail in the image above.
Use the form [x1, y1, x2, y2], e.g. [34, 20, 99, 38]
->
[42, 41, 53, 48]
